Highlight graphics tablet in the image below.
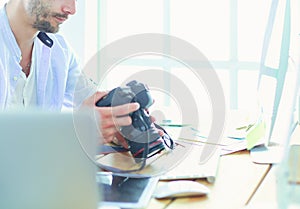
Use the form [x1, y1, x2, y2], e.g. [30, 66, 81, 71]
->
[97, 173, 159, 209]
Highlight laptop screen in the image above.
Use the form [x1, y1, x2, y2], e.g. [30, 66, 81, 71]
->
[0, 110, 99, 209]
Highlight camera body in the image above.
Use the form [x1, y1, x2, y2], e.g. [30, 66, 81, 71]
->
[96, 80, 167, 161]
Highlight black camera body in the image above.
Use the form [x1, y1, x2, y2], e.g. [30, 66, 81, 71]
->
[96, 80, 169, 161]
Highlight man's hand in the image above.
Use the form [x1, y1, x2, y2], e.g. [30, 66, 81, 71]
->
[82, 91, 140, 148]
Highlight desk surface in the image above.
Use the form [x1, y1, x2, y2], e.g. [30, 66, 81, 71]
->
[246, 124, 300, 208]
[146, 125, 300, 209]
[147, 150, 270, 209]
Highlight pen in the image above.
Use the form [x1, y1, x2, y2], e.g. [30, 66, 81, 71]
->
[177, 137, 225, 146]
[159, 124, 190, 127]
[118, 177, 129, 187]
[236, 123, 254, 131]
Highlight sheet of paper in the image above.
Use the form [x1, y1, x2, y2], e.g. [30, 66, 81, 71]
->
[220, 140, 247, 155]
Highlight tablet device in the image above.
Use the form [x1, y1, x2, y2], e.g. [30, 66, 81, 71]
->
[97, 173, 159, 209]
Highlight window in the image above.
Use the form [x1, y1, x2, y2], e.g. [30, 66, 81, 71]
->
[90, 0, 274, 112]
[0, 0, 6, 6]
[2, 1, 295, 121]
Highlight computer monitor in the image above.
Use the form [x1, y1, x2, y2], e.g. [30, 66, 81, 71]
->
[250, 0, 299, 164]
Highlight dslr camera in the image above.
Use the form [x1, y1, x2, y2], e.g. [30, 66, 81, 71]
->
[96, 80, 173, 162]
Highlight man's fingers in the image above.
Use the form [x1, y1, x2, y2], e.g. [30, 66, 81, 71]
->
[100, 127, 116, 144]
[114, 116, 132, 127]
[100, 115, 132, 129]
[110, 102, 140, 117]
[96, 102, 139, 117]
[96, 103, 138, 145]
[99, 127, 128, 149]
[150, 115, 156, 123]
[87, 93, 139, 146]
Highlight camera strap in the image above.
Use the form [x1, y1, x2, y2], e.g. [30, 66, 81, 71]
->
[95, 126, 174, 176]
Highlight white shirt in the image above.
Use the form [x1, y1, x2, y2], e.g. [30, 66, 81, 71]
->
[8, 45, 37, 110]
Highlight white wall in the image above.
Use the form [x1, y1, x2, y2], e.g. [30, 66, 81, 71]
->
[0, 0, 7, 7]
[59, 1, 86, 64]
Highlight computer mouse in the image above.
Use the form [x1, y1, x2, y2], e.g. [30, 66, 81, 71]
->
[153, 180, 210, 199]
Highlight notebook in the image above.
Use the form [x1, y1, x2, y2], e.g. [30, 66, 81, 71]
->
[0, 110, 99, 209]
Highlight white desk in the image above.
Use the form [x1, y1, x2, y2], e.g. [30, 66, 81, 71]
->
[146, 125, 300, 209]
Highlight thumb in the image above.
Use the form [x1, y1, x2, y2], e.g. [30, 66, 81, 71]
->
[82, 91, 108, 107]
[92, 91, 109, 103]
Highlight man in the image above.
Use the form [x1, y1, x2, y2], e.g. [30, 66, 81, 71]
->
[0, 0, 139, 147]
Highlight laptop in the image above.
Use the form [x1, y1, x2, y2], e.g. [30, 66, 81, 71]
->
[0, 110, 99, 209]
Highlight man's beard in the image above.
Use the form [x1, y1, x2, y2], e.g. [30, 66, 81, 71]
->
[32, 19, 58, 33]
[27, 0, 62, 33]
